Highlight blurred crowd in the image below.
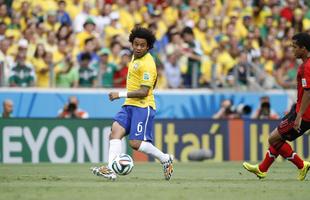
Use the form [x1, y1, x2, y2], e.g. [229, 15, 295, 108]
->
[0, 0, 309, 89]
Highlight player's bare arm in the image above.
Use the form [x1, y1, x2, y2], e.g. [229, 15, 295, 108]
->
[109, 85, 150, 101]
[294, 89, 310, 130]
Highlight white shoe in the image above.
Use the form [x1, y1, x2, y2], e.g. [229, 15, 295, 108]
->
[162, 154, 174, 181]
[90, 166, 117, 181]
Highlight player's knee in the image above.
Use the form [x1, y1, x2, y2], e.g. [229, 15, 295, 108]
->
[268, 136, 274, 146]
[268, 129, 281, 145]
[109, 132, 117, 139]
[129, 140, 141, 150]
[110, 122, 125, 139]
[268, 135, 284, 149]
[110, 131, 124, 139]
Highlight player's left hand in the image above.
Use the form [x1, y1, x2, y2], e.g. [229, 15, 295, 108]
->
[293, 115, 302, 132]
[109, 92, 120, 101]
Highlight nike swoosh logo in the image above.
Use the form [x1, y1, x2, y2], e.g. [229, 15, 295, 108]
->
[135, 133, 142, 136]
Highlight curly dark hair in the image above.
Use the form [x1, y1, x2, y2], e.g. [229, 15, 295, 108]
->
[129, 26, 156, 49]
[292, 32, 310, 52]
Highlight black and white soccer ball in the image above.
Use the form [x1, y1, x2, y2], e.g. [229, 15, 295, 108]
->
[111, 154, 134, 175]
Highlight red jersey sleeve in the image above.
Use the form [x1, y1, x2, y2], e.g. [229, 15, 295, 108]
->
[302, 61, 310, 89]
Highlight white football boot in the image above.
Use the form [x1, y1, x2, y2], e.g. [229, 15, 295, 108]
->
[162, 154, 174, 181]
[90, 166, 117, 181]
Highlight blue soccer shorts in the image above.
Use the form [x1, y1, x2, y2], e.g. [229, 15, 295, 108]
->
[113, 105, 156, 143]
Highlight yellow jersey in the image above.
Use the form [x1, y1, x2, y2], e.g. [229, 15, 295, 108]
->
[31, 57, 49, 87]
[124, 53, 157, 110]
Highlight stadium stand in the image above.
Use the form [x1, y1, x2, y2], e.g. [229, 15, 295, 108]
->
[0, 0, 309, 89]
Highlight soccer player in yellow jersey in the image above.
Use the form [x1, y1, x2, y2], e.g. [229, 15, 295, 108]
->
[91, 27, 173, 181]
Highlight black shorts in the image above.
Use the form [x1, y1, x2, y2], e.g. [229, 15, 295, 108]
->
[277, 104, 310, 141]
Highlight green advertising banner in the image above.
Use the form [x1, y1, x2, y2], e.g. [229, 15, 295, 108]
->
[0, 119, 131, 163]
[2, 119, 309, 163]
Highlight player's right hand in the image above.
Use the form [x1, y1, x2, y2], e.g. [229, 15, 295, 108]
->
[109, 92, 120, 101]
[293, 114, 302, 132]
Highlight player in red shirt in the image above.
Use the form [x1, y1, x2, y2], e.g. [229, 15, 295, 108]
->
[113, 49, 130, 88]
[243, 32, 310, 181]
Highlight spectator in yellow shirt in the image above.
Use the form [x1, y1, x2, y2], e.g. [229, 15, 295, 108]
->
[66, 0, 83, 20]
[53, 39, 67, 64]
[0, 3, 11, 25]
[200, 48, 217, 88]
[204, 28, 218, 56]
[35, 21, 47, 45]
[193, 18, 209, 55]
[31, 0, 57, 13]
[224, 11, 248, 40]
[163, 0, 180, 27]
[260, 47, 275, 75]
[104, 11, 126, 48]
[76, 17, 99, 50]
[216, 35, 236, 78]
[44, 31, 58, 54]
[198, 4, 214, 28]
[128, 0, 143, 27]
[32, 44, 49, 87]
[44, 10, 61, 33]
[213, 16, 224, 37]
[149, 10, 167, 41]
[114, 0, 134, 33]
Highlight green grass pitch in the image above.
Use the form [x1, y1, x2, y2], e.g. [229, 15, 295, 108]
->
[1, 162, 310, 200]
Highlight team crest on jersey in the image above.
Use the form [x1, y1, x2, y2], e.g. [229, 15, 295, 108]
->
[143, 72, 150, 80]
[133, 62, 139, 70]
[302, 78, 307, 87]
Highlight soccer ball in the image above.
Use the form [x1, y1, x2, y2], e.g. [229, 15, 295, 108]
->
[111, 154, 134, 175]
